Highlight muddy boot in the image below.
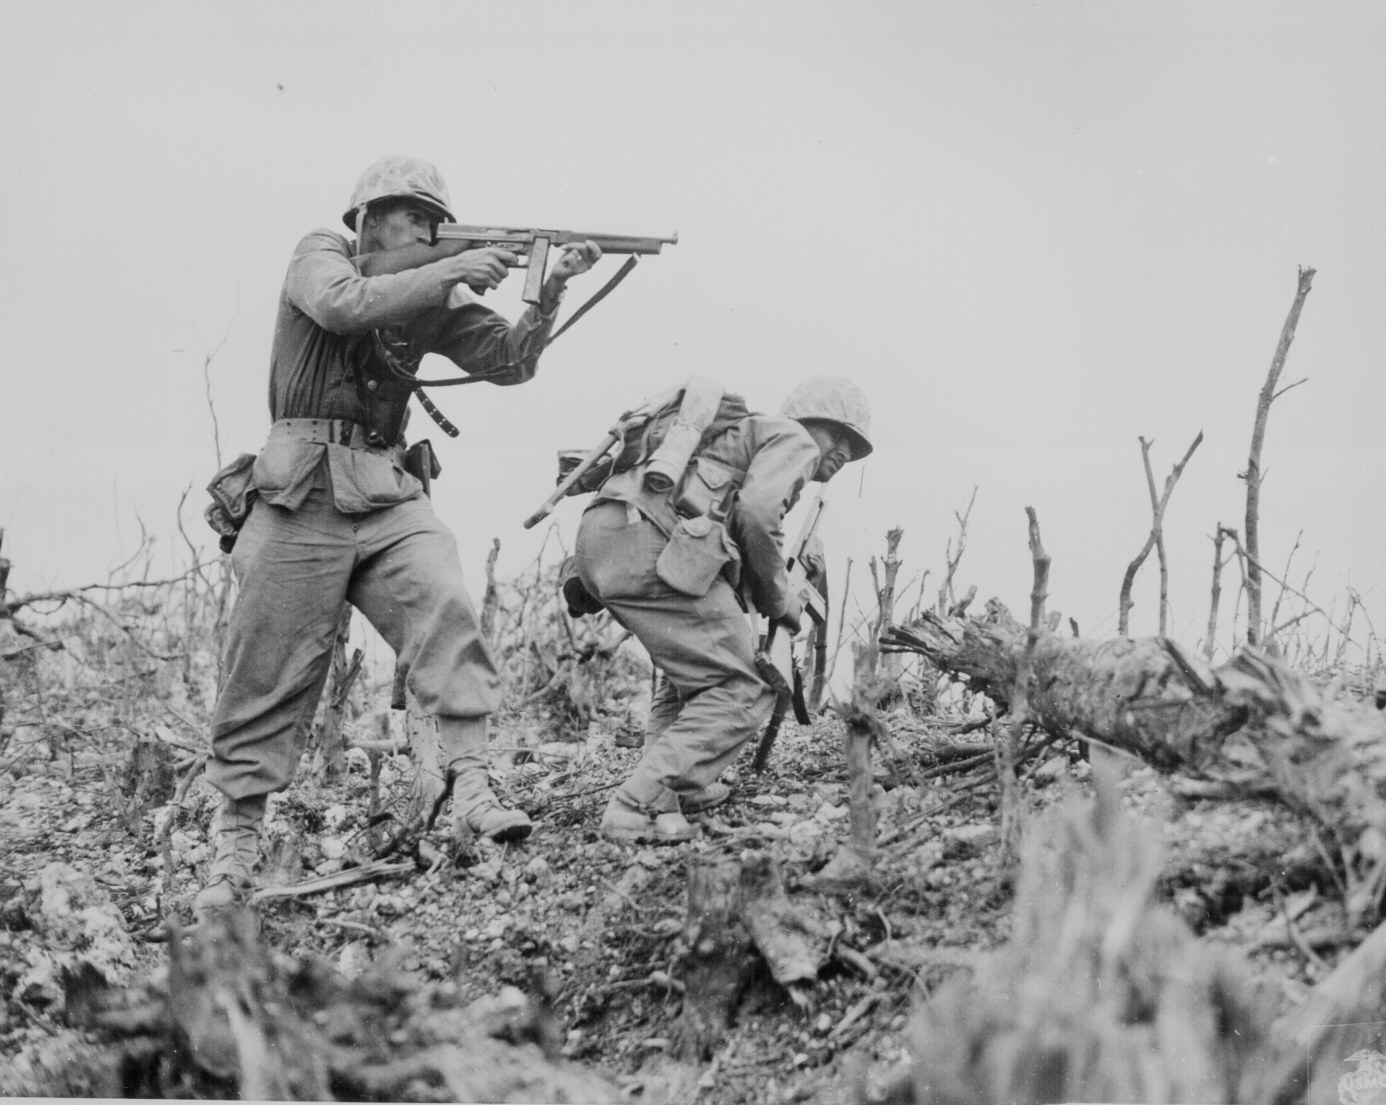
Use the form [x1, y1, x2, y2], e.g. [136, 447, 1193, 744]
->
[440, 717, 532, 844]
[600, 793, 696, 845]
[193, 794, 266, 919]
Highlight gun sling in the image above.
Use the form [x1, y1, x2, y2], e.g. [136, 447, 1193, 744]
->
[378, 255, 644, 438]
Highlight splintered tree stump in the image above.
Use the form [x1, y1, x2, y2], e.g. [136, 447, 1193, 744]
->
[671, 853, 832, 1062]
[883, 600, 1386, 922]
[670, 857, 752, 1063]
[121, 738, 176, 836]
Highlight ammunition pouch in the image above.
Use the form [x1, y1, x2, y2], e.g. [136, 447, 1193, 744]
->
[205, 452, 259, 554]
[403, 440, 442, 488]
[655, 514, 741, 597]
[673, 454, 741, 523]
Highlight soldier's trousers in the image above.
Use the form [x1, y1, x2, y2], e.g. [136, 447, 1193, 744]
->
[206, 484, 500, 800]
[575, 500, 775, 813]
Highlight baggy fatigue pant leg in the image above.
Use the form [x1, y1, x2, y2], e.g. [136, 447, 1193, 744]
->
[576, 501, 775, 812]
[207, 488, 500, 801]
[645, 674, 681, 747]
[344, 494, 501, 725]
[207, 489, 354, 800]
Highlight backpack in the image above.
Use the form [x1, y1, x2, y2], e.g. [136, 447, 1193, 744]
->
[612, 377, 751, 481]
[555, 378, 752, 501]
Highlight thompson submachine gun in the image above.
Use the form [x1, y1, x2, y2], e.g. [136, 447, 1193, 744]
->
[358, 223, 678, 305]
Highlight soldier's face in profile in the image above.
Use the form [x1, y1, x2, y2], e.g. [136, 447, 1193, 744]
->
[363, 200, 435, 253]
[806, 423, 851, 483]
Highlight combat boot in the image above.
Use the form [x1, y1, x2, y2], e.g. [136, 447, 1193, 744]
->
[600, 793, 696, 845]
[440, 717, 532, 843]
[193, 794, 266, 918]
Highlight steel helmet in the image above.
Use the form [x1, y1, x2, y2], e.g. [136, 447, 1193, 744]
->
[342, 155, 455, 229]
[780, 377, 873, 460]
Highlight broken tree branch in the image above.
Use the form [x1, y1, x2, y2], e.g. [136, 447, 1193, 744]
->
[1118, 431, 1203, 638]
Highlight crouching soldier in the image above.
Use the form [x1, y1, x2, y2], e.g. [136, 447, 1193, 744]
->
[195, 156, 602, 915]
[572, 377, 873, 844]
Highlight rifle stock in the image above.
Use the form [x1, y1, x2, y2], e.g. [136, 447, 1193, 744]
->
[358, 223, 678, 305]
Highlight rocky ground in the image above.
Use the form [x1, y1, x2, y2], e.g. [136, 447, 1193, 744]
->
[1, 551, 1367, 1103]
[0, 668, 1344, 1103]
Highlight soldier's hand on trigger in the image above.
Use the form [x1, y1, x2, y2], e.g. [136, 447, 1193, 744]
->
[447, 247, 519, 292]
[550, 239, 603, 281]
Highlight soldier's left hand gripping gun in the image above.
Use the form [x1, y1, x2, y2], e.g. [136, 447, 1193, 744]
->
[358, 223, 678, 305]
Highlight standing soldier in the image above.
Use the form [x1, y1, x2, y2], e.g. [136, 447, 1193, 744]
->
[196, 156, 601, 915]
[572, 377, 873, 844]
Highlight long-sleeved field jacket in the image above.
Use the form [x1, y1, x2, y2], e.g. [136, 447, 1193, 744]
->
[252, 227, 558, 512]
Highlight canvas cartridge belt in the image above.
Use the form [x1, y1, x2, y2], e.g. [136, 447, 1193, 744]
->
[271, 417, 400, 452]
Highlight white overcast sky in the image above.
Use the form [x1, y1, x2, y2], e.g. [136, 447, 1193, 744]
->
[2, 0, 1383, 663]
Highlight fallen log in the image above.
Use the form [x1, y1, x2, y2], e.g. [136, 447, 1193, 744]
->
[883, 600, 1386, 922]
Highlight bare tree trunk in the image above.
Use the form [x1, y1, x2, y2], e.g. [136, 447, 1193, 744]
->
[844, 650, 878, 865]
[0, 527, 10, 620]
[1118, 432, 1203, 637]
[480, 537, 502, 640]
[998, 509, 1050, 866]
[1244, 266, 1316, 645]
[872, 527, 905, 704]
[1204, 524, 1232, 661]
[936, 488, 976, 616]
[806, 542, 830, 712]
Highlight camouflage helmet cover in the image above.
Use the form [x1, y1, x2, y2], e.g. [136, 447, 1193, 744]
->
[780, 376, 874, 460]
[342, 155, 455, 229]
